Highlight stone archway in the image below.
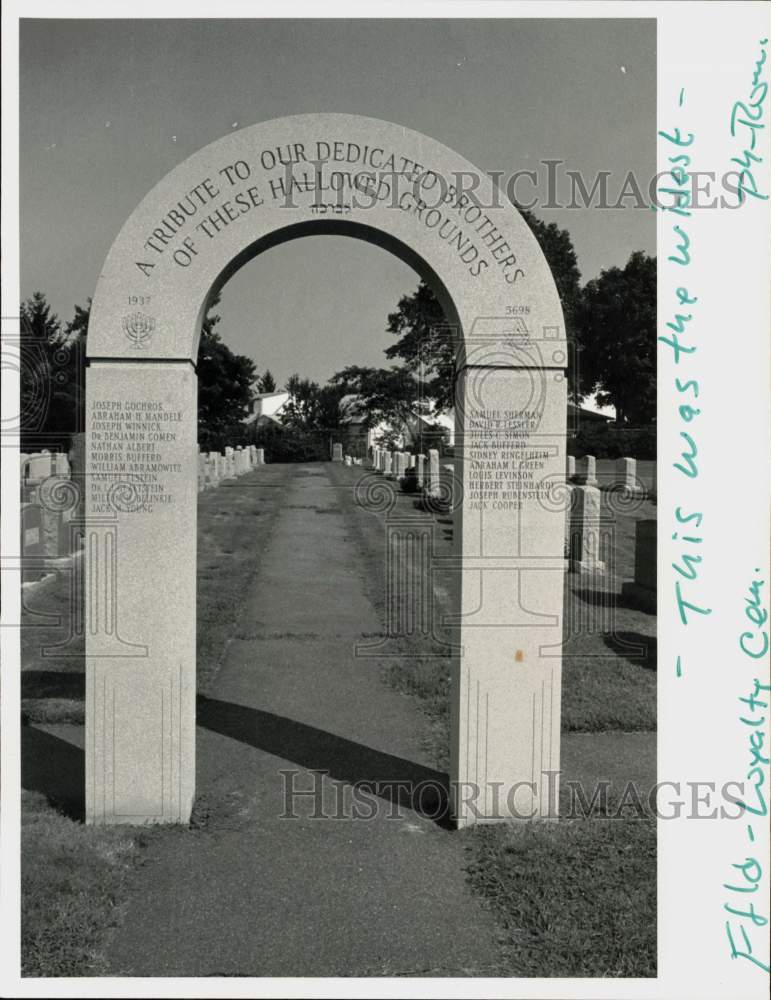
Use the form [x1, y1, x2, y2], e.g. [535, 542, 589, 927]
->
[85, 113, 567, 827]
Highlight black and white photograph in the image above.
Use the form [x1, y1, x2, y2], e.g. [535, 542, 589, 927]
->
[1, 3, 769, 997]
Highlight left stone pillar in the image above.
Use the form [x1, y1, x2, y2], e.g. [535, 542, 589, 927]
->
[86, 361, 197, 824]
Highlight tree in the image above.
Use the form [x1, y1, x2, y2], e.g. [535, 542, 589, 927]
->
[196, 295, 257, 449]
[577, 251, 656, 425]
[330, 364, 423, 427]
[384, 283, 455, 412]
[384, 208, 584, 410]
[20, 292, 85, 449]
[257, 369, 276, 393]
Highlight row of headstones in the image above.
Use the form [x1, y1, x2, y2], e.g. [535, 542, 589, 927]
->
[19, 444, 267, 577]
[369, 445, 450, 497]
[197, 445, 264, 491]
[365, 446, 656, 614]
[567, 454, 655, 494]
[566, 455, 655, 613]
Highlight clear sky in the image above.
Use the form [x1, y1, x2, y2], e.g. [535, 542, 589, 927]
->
[20, 17, 655, 386]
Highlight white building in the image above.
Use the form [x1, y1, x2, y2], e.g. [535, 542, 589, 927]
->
[244, 389, 290, 426]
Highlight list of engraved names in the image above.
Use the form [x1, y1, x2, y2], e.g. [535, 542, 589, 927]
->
[89, 399, 183, 513]
[466, 408, 551, 510]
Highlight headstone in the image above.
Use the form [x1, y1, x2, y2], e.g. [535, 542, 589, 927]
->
[575, 454, 597, 486]
[248, 445, 257, 466]
[616, 456, 642, 494]
[395, 452, 407, 479]
[621, 520, 656, 612]
[383, 451, 393, 478]
[568, 484, 605, 575]
[344, 455, 352, 466]
[566, 455, 576, 480]
[426, 449, 440, 496]
[415, 454, 426, 488]
[331, 442, 344, 462]
[27, 451, 52, 483]
[256, 448, 265, 466]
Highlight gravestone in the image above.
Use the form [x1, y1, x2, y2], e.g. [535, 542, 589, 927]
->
[383, 451, 393, 478]
[84, 112, 567, 827]
[415, 453, 425, 488]
[426, 449, 440, 497]
[568, 485, 605, 576]
[395, 452, 407, 479]
[576, 454, 597, 486]
[331, 443, 344, 462]
[615, 456, 643, 495]
[256, 448, 265, 466]
[621, 519, 657, 612]
[27, 451, 52, 484]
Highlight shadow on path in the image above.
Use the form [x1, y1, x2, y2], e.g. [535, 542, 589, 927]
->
[197, 695, 451, 826]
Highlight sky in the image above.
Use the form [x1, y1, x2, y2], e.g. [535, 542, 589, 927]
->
[20, 18, 656, 386]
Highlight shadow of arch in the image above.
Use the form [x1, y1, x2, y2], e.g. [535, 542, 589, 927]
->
[196, 695, 451, 828]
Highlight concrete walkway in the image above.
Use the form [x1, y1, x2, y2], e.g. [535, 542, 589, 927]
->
[105, 464, 502, 977]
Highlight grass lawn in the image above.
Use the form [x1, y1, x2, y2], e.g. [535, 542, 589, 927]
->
[19, 466, 292, 976]
[464, 817, 656, 977]
[21, 461, 657, 978]
[331, 462, 657, 977]
[21, 790, 164, 977]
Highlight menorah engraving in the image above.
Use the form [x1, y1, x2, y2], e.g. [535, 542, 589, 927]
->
[122, 311, 156, 349]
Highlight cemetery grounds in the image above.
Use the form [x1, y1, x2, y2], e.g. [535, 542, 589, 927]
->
[20, 459, 656, 978]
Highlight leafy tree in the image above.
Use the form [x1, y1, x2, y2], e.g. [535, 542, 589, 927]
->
[577, 252, 656, 424]
[330, 364, 423, 427]
[282, 374, 323, 430]
[196, 295, 257, 449]
[384, 284, 454, 411]
[20, 292, 85, 449]
[518, 207, 582, 394]
[257, 369, 277, 393]
[384, 207, 584, 410]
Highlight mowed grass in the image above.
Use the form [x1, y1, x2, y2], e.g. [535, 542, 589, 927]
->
[20, 466, 291, 976]
[21, 791, 164, 977]
[464, 818, 656, 977]
[331, 462, 657, 977]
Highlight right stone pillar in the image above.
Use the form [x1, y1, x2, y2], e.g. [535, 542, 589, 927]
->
[451, 366, 567, 826]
